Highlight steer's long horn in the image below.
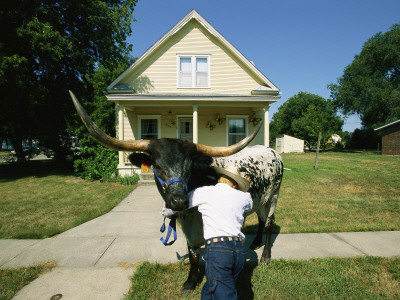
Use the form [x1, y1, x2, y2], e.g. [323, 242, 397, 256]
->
[196, 121, 262, 157]
[69, 90, 150, 152]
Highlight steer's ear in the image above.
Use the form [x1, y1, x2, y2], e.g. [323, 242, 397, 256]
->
[128, 153, 152, 168]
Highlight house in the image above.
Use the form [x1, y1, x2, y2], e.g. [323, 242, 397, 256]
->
[275, 134, 304, 154]
[374, 119, 400, 155]
[328, 134, 342, 144]
[105, 10, 281, 175]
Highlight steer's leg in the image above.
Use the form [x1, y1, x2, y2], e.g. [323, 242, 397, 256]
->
[260, 214, 274, 264]
[183, 244, 199, 291]
[249, 215, 265, 250]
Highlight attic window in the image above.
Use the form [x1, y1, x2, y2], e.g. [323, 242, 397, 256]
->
[178, 55, 209, 88]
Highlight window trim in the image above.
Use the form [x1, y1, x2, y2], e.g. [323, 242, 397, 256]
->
[226, 115, 249, 146]
[138, 115, 161, 139]
[177, 55, 210, 88]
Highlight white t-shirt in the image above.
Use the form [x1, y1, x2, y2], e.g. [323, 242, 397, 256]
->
[189, 183, 253, 240]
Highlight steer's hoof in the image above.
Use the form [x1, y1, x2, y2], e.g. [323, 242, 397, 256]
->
[182, 280, 197, 292]
[260, 257, 271, 265]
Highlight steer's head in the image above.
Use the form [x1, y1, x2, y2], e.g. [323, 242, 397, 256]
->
[69, 90, 262, 211]
[128, 139, 218, 210]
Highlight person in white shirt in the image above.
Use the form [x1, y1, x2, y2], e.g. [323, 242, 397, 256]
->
[189, 165, 252, 300]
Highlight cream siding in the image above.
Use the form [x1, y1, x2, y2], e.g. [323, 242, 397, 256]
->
[121, 20, 266, 95]
[251, 109, 265, 145]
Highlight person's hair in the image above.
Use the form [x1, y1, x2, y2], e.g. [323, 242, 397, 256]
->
[218, 175, 237, 188]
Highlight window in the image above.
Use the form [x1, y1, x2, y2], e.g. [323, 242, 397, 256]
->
[178, 55, 209, 88]
[228, 118, 247, 146]
[178, 117, 193, 141]
[138, 116, 160, 139]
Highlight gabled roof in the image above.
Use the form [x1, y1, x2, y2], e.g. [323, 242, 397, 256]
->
[107, 9, 280, 94]
[375, 119, 400, 131]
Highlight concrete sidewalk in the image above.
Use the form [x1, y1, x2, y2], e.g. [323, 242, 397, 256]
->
[1, 185, 399, 299]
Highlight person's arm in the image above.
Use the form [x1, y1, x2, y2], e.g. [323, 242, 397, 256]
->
[243, 192, 253, 212]
[189, 189, 201, 208]
[243, 175, 253, 212]
[162, 190, 197, 218]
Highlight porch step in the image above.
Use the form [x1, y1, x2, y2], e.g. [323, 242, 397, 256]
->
[139, 172, 155, 186]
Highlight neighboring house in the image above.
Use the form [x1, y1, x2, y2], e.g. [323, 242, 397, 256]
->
[105, 10, 281, 175]
[328, 134, 342, 144]
[275, 134, 304, 154]
[375, 119, 400, 155]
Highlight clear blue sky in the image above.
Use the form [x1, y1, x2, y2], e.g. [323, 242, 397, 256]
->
[127, 0, 400, 132]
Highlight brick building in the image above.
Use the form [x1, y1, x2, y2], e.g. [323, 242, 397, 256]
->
[375, 119, 400, 155]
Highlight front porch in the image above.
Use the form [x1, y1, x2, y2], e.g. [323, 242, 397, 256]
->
[110, 96, 274, 176]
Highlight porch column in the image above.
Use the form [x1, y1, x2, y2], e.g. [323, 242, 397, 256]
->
[118, 105, 125, 166]
[264, 105, 270, 147]
[193, 105, 198, 143]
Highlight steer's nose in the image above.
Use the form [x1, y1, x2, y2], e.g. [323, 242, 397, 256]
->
[167, 193, 189, 211]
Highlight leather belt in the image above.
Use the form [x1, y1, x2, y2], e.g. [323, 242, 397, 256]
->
[205, 236, 243, 245]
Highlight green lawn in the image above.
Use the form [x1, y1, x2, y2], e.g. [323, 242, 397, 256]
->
[126, 257, 400, 299]
[244, 151, 400, 234]
[0, 262, 56, 300]
[0, 159, 134, 239]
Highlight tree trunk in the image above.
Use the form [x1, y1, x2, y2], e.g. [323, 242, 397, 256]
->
[314, 132, 322, 169]
[10, 138, 26, 164]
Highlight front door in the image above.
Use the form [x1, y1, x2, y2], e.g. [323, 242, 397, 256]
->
[178, 117, 193, 141]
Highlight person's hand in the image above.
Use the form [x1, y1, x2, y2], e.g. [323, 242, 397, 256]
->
[244, 175, 251, 182]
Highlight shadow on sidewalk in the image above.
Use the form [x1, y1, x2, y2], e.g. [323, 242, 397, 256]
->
[238, 225, 281, 299]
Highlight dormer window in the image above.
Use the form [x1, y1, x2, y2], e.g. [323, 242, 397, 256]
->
[178, 55, 210, 88]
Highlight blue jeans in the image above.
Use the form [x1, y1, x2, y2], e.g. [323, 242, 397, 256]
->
[201, 239, 245, 300]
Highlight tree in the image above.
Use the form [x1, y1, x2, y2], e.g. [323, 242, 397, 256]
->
[71, 58, 135, 180]
[270, 92, 343, 147]
[0, 0, 137, 162]
[328, 24, 400, 130]
[78, 58, 135, 146]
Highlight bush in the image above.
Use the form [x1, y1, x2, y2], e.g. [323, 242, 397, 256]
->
[118, 174, 140, 185]
[73, 145, 140, 185]
[74, 145, 118, 180]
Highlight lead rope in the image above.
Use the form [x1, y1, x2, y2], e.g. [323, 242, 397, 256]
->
[160, 216, 177, 246]
[153, 168, 187, 246]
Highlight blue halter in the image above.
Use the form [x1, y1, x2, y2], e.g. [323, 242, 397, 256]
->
[152, 168, 188, 193]
[153, 167, 188, 246]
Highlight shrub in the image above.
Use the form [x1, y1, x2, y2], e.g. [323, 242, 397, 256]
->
[118, 174, 140, 185]
[74, 145, 119, 181]
[74, 145, 140, 185]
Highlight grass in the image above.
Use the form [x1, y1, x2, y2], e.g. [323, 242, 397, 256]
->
[243, 151, 400, 234]
[126, 257, 400, 299]
[0, 159, 135, 239]
[0, 261, 56, 300]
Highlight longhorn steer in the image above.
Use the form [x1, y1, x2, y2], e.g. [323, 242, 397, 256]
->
[69, 91, 283, 291]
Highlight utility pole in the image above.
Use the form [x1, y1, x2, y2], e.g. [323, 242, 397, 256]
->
[314, 132, 322, 169]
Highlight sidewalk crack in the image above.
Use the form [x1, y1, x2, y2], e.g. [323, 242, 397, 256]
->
[329, 233, 368, 256]
[0, 240, 41, 268]
[94, 237, 116, 266]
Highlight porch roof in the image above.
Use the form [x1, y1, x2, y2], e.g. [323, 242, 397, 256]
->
[106, 93, 280, 107]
